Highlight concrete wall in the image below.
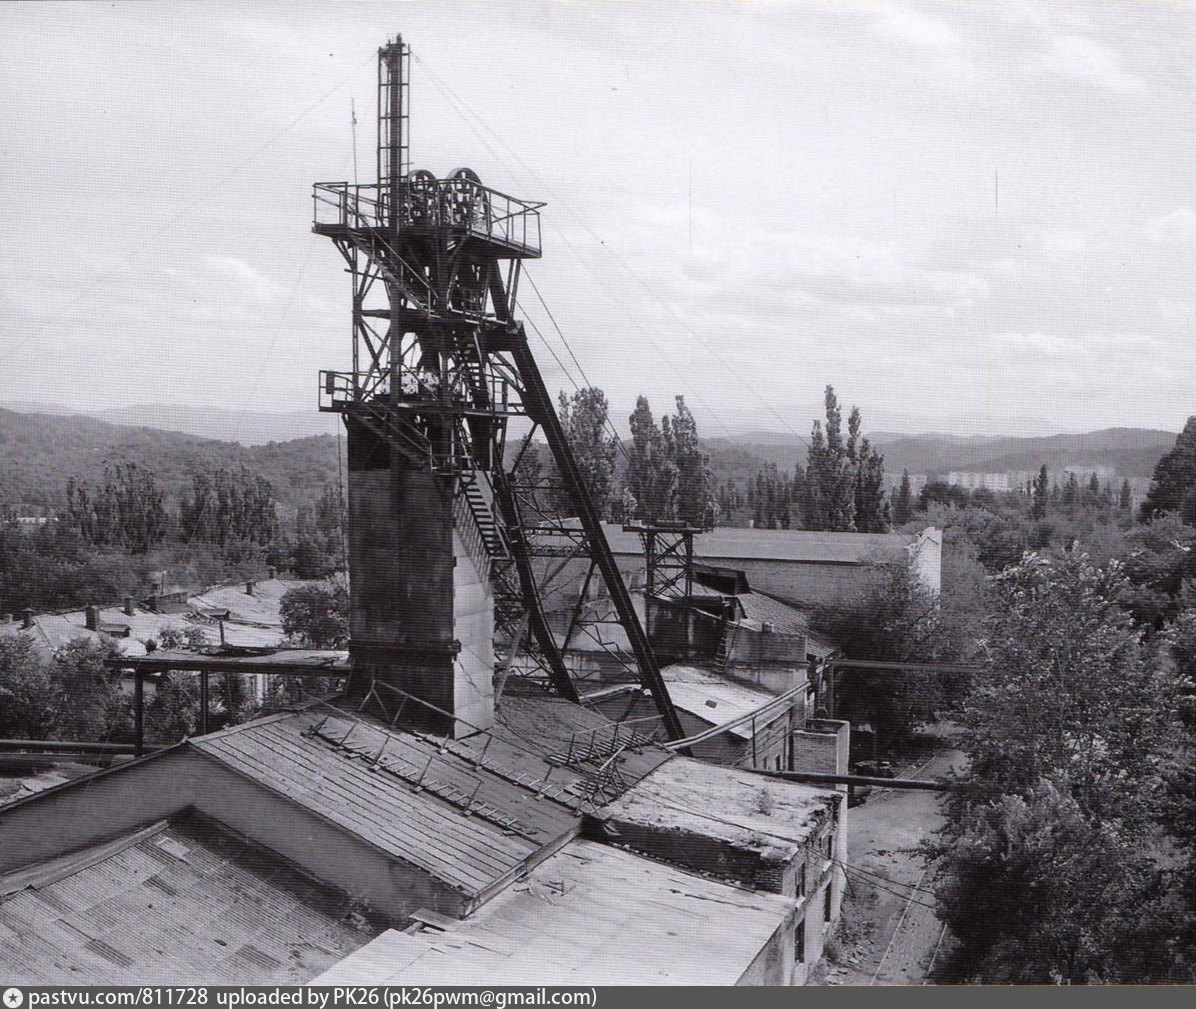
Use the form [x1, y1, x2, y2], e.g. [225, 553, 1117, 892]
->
[736, 919, 797, 986]
[452, 518, 494, 733]
[911, 527, 942, 595]
[727, 627, 807, 667]
[0, 747, 465, 922]
[347, 427, 495, 735]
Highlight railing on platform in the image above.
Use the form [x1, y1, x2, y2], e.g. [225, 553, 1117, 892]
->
[312, 178, 543, 255]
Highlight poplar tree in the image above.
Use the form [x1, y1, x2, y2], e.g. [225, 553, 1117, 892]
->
[552, 388, 619, 519]
[1032, 465, 1050, 519]
[893, 470, 914, 525]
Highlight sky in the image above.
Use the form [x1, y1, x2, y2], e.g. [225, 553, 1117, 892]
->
[1, 0, 1192, 439]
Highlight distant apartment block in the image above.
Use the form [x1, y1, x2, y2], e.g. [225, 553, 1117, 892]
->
[947, 471, 1011, 492]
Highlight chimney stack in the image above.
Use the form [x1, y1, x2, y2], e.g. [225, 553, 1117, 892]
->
[85, 606, 99, 631]
[245, 580, 256, 596]
[267, 566, 277, 580]
[20, 608, 34, 629]
[124, 597, 135, 617]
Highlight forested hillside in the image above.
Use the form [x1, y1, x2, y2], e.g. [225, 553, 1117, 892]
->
[705, 426, 1177, 479]
[0, 409, 342, 514]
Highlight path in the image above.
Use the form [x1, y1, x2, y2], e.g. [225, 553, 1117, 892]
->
[819, 745, 965, 986]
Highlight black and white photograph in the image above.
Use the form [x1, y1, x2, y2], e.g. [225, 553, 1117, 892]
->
[0, 0, 1192, 990]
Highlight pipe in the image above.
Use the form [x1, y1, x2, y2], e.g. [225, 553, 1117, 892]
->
[0, 739, 166, 754]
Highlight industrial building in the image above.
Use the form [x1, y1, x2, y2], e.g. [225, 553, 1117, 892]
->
[0, 35, 858, 986]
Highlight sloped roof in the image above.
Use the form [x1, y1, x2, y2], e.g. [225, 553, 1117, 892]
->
[0, 578, 318, 657]
[734, 591, 809, 635]
[308, 839, 796, 986]
[190, 709, 577, 899]
[0, 812, 384, 985]
[660, 669, 781, 741]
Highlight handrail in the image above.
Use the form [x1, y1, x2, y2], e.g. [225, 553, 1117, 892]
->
[312, 179, 542, 253]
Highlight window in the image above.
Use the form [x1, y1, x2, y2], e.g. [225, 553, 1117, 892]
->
[824, 884, 833, 921]
[795, 917, 805, 963]
[824, 832, 833, 859]
[797, 862, 806, 898]
[774, 755, 781, 771]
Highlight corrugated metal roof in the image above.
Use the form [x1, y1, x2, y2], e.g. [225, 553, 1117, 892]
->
[734, 591, 809, 636]
[494, 695, 672, 787]
[0, 812, 384, 985]
[309, 839, 796, 986]
[191, 710, 565, 898]
[658, 672, 779, 741]
[806, 631, 840, 660]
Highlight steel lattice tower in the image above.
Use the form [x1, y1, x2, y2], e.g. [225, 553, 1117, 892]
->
[313, 37, 684, 741]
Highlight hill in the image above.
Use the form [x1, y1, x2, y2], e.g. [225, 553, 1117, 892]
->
[704, 427, 1179, 483]
[0, 400, 340, 446]
[0, 409, 342, 514]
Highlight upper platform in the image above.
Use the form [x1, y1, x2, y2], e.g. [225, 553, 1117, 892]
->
[313, 177, 543, 259]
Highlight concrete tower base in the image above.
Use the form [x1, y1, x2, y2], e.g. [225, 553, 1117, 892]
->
[346, 424, 494, 737]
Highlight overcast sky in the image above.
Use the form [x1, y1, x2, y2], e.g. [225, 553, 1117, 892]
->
[1, 0, 1192, 438]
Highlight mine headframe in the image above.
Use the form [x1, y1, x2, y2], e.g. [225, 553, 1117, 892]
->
[311, 36, 685, 743]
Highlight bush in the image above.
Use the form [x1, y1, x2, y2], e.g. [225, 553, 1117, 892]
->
[279, 578, 349, 648]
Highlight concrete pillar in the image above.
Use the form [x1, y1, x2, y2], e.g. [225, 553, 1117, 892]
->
[345, 421, 494, 736]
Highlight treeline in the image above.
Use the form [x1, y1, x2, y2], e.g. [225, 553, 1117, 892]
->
[716, 386, 890, 532]
[537, 390, 718, 526]
[0, 463, 346, 615]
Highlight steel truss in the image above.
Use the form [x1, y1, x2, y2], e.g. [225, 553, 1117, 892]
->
[313, 36, 685, 742]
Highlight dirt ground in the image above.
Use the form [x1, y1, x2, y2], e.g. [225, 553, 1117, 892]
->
[813, 741, 966, 986]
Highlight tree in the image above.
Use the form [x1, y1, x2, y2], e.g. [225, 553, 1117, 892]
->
[933, 782, 1193, 983]
[47, 638, 129, 742]
[180, 467, 279, 546]
[625, 396, 677, 522]
[0, 634, 53, 738]
[62, 463, 168, 553]
[930, 549, 1194, 983]
[854, 437, 889, 532]
[955, 550, 1178, 822]
[669, 396, 716, 525]
[1032, 465, 1049, 519]
[804, 386, 858, 531]
[1119, 478, 1133, 511]
[1061, 471, 1079, 507]
[812, 558, 967, 747]
[280, 578, 350, 648]
[1140, 416, 1196, 525]
[892, 471, 913, 526]
[552, 388, 619, 519]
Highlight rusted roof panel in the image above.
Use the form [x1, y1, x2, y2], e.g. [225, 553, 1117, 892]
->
[310, 840, 796, 986]
[190, 709, 581, 896]
[0, 812, 384, 985]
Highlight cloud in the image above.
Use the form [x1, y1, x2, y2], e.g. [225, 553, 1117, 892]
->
[1144, 207, 1195, 244]
[199, 254, 285, 302]
[868, 4, 964, 50]
[1043, 35, 1146, 94]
